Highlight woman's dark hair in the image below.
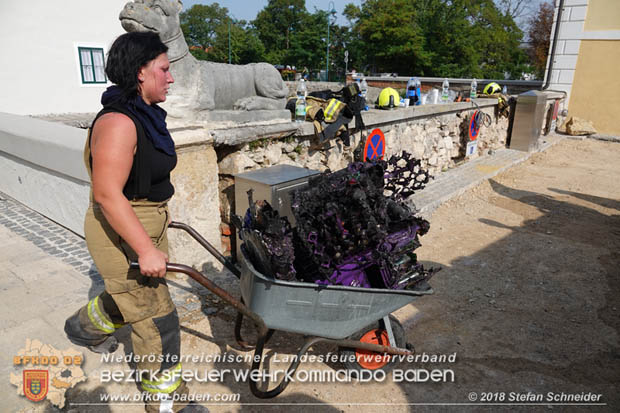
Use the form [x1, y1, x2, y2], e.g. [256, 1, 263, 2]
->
[105, 31, 168, 99]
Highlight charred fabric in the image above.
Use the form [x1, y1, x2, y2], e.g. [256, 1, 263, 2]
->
[236, 152, 439, 290]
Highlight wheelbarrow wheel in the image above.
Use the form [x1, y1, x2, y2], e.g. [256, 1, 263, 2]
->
[338, 315, 406, 374]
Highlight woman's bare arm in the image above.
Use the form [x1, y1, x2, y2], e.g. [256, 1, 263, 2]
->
[90, 112, 168, 277]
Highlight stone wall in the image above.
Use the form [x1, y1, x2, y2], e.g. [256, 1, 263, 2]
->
[1, 92, 563, 270]
[218, 107, 506, 176]
[215, 100, 508, 253]
[168, 132, 223, 272]
[0, 112, 90, 235]
[0, 114, 224, 272]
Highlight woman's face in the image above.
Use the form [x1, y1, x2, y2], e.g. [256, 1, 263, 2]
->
[138, 53, 174, 105]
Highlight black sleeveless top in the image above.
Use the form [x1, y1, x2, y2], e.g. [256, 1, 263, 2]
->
[91, 104, 177, 202]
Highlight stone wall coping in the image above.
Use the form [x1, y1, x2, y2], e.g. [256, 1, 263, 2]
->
[0, 112, 218, 181]
[169, 126, 214, 148]
[209, 122, 300, 147]
[0, 111, 89, 182]
[295, 98, 499, 136]
[539, 91, 567, 100]
[197, 99, 503, 146]
[353, 76, 544, 88]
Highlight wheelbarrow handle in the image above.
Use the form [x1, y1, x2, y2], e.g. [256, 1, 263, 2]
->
[129, 261, 267, 337]
[167, 221, 241, 278]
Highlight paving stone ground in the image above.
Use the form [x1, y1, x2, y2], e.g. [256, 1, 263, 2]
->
[0, 194, 206, 412]
[0, 133, 566, 411]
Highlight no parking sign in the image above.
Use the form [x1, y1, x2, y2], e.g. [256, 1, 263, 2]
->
[468, 110, 481, 141]
[466, 110, 481, 157]
[363, 128, 386, 162]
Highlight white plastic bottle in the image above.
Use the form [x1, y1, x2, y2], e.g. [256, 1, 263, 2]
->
[470, 78, 477, 99]
[360, 78, 368, 99]
[295, 79, 307, 122]
[406, 77, 415, 92]
[502, 85, 508, 95]
[406, 77, 416, 101]
[442, 78, 450, 103]
[415, 77, 422, 105]
[360, 78, 369, 110]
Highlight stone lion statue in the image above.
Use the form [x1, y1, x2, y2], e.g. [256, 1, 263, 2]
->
[119, 0, 288, 114]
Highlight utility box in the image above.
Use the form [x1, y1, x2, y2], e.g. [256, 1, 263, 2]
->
[234, 165, 320, 257]
[509, 90, 547, 152]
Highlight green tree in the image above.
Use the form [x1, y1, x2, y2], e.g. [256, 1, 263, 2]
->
[467, 0, 526, 79]
[327, 23, 353, 80]
[342, 3, 366, 73]
[238, 25, 267, 64]
[181, 4, 266, 64]
[354, 0, 429, 75]
[286, 10, 330, 70]
[180, 3, 229, 49]
[210, 20, 266, 64]
[342, 0, 525, 78]
[416, 0, 479, 77]
[254, 0, 307, 63]
[527, 1, 554, 79]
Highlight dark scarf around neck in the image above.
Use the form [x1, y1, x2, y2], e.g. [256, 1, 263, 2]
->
[100, 86, 175, 156]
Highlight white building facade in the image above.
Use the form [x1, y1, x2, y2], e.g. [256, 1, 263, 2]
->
[0, 0, 128, 115]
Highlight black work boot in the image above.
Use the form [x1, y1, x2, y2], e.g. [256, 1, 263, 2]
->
[64, 310, 119, 354]
[87, 335, 119, 354]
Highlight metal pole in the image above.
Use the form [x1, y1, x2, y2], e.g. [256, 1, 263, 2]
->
[228, 19, 231, 64]
[326, 1, 335, 82]
[326, 23, 329, 81]
[344, 50, 348, 84]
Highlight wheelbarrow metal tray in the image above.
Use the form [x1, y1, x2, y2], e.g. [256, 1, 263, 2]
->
[239, 254, 433, 340]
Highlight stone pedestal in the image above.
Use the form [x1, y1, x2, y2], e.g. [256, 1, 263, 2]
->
[168, 129, 223, 271]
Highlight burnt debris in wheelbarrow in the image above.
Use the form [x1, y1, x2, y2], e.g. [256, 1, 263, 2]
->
[237, 152, 439, 290]
[128, 153, 438, 398]
[131, 220, 427, 399]
[227, 152, 439, 397]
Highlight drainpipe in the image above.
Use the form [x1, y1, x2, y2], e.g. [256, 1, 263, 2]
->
[542, 0, 565, 90]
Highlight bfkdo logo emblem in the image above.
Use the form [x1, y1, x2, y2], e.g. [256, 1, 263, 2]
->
[23, 370, 48, 402]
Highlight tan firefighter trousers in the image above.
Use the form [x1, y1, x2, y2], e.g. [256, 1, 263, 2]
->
[64, 200, 189, 412]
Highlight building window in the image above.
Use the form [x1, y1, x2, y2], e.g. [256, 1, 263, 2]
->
[78, 47, 106, 84]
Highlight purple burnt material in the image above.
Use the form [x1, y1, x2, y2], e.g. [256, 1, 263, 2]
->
[237, 152, 438, 289]
[240, 190, 296, 281]
[291, 152, 436, 289]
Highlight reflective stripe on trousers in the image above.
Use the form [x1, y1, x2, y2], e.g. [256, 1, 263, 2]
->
[87, 296, 123, 334]
[141, 363, 183, 394]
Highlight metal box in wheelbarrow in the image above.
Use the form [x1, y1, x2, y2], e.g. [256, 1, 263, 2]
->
[238, 248, 433, 340]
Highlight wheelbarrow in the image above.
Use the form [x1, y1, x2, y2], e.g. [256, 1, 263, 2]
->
[133, 221, 433, 399]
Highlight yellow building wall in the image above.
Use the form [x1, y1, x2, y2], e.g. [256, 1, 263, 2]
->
[568, 0, 620, 135]
[568, 41, 620, 135]
[583, 0, 620, 31]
